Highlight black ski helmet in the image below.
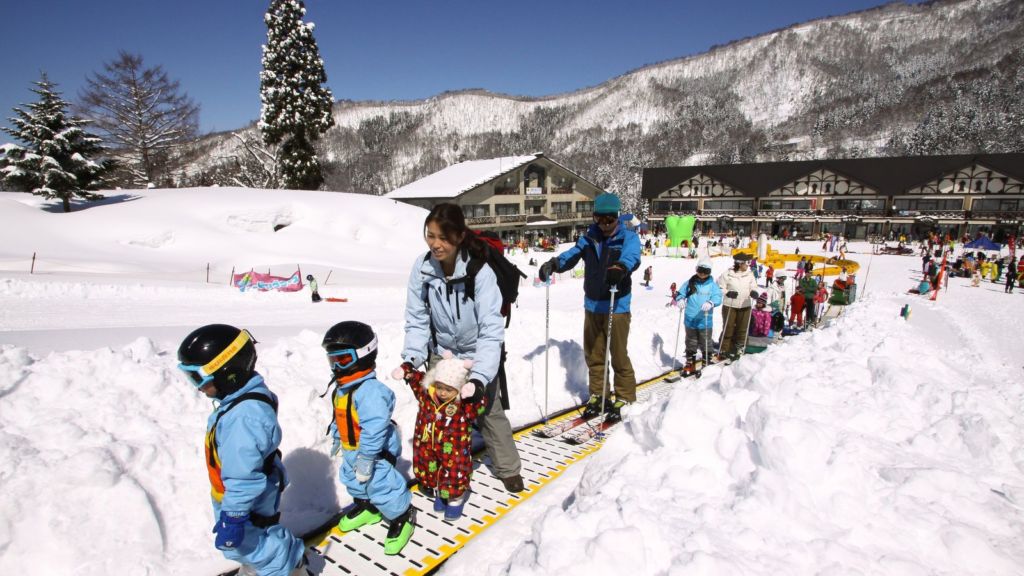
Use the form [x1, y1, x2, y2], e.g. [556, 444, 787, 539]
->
[322, 321, 378, 376]
[177, 324, 257, 398]
[306, 274, 314, 281]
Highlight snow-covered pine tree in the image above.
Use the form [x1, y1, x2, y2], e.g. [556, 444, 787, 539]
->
[259, 0, 335, 190]
[0, 74, 110, 212]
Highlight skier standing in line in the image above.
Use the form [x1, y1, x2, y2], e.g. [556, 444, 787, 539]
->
[716, 252, 759, 360]
[1006, 256, 1018, 293]
[539, 192, 642, 418]
[177, 324, 311, 576]
[306, 274, 322, 303]
[800, 272, 821, 326]
[674, 258, 722, 372]
[399, 203, 524, 493]
[322, 321, 414, 555]
[395, 352, 486, 521]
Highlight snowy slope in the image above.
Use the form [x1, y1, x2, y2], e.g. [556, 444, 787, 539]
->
[0, 188, 1022, 575]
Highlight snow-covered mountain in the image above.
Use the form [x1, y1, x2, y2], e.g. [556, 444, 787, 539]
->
[188, 0, 1024, 201]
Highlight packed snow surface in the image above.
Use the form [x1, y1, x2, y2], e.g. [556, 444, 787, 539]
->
[0, 188, 1021, 575]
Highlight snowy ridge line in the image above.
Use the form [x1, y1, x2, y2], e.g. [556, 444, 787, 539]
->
[294, 370, 680, 576]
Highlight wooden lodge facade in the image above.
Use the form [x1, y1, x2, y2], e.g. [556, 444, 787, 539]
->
[640, 153, 1024, 241]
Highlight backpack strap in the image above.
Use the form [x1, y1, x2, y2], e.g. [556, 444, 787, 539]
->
[212, 392, 283, 494]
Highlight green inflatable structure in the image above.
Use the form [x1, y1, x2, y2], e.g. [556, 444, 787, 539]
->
[664, 215, 696, 254]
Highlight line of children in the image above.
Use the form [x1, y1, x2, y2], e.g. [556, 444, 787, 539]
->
[179, 318, 510, 574]
[179, 321, 427, 576]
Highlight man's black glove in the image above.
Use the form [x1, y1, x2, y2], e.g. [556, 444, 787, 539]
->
[605, 265, 625, 285]
[538, 258, 558, 282]
[725, 290, 738, 299]
[750, 290, 760, 299]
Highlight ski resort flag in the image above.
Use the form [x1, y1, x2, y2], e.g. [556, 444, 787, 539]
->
[232, 269, 304, 292]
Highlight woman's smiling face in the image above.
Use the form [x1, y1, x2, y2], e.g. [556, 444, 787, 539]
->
[425, 221, 464, 266]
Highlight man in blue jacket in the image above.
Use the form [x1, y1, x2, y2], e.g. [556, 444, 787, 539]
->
[178, 324, 309, 576]
[539, 193, 642, 419]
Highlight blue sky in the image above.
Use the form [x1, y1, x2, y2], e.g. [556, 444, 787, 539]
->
[1, 0, 913, 135]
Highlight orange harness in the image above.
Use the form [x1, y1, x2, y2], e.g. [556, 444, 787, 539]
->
[331, 369, 373, 450]
[205, 393, 278, 502]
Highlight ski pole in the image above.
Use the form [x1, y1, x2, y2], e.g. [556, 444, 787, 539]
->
[544, 277, 550, 419]
[738, 302, 753, 357]
[719, 304, 733, 360]
[600, 285, 619, 418]
[671, 299, 683, 373]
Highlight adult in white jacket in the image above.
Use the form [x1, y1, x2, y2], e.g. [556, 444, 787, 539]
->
[716, 252, 760, 359]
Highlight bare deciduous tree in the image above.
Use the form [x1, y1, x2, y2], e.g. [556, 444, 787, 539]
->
[79, 51, 199, 188]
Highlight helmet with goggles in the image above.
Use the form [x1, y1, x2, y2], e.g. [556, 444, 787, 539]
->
[177, 324, 257, 398]
[322, 321, 378, 376]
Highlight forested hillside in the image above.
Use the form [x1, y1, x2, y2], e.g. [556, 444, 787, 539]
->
[186, 0, 1024, 210]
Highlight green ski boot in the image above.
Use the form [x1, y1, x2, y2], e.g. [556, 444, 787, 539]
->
[383, 508, 415, 555]
[337, 498, 382, 532]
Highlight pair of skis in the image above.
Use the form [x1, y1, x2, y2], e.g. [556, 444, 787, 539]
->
[532, 411, 620, 445]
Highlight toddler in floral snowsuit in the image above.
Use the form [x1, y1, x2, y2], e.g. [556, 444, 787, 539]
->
[395, 351, 485, 521]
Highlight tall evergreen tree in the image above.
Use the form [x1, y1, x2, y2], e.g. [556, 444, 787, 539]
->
[259, 0, 335, 190]
[0, 74, 111, 212]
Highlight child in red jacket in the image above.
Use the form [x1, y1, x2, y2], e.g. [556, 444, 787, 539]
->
[789, 291, 806, 327]
[396, 352, 485, 521]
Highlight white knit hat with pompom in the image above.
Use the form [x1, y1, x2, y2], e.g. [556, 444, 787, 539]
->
[423, 350, 476, 398]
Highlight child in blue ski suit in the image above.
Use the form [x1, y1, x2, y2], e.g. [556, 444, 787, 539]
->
[322, 321, 413, 555]
[675, 259, 723, 371]
[177, 324, 307, 576]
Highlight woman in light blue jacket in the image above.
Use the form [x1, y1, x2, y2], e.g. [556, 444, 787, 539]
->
[399, 203, 524, 493]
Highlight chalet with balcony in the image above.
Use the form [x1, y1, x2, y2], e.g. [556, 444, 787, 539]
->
[641, 153, 1024, 241]
[384, 153, 606, 244]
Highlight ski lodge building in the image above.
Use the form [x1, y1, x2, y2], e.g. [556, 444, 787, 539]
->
[641, 153, 1024, 242]
[384, 153, 606, 244]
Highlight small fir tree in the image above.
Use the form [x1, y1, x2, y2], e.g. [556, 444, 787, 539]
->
[1, 74, 110, 212]
[259, 0, 335, 190]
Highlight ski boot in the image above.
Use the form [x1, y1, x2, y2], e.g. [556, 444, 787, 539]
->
[383, 508, 415, 555]
[444, 490, 470, 521]
[582, 396, 604, 418]
[606, 399, 629, 421]
[337, 498, 382, 532]
[681, 357, 698, 377]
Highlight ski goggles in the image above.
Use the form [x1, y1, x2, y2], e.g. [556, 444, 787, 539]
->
[178, 330, 253, 389]
[593, 213, 618, 224]
[326, 335, 378, 372]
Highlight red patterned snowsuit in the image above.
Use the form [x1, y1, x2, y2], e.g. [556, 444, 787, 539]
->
[408, 379, 486, 500]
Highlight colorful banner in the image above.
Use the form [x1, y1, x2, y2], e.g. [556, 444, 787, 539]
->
[233, 269, 304, 292]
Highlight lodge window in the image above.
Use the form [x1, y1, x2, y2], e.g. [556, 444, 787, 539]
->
[577, 201, 594, 213]
[551, 202, 572, 213]
[703, 200, 754, 210]
[494, 178, 518, 195]
[822, 198, 884, 210]
[894, 198, 964, 211]
[972, 198, 1022, 211]
[463, 205, 489, 218]
[551, 175, 575, 194]
[495, 204, 520, 216]
[760, 199, 811, 210]
[654, 200, 698, 212]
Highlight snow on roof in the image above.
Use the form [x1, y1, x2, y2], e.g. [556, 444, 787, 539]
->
[385, 154, 539, 200]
